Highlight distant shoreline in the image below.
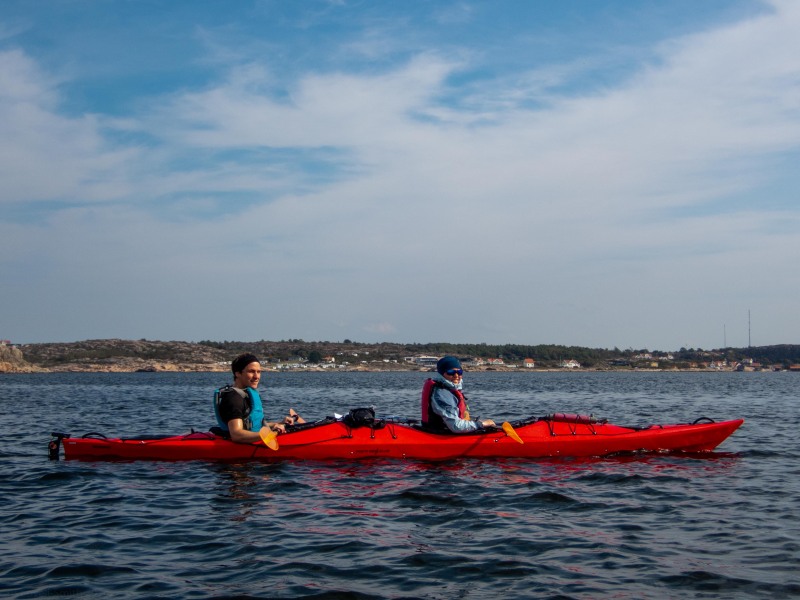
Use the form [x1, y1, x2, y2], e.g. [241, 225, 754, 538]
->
[3, 338, 798, 373]
[1, 363, 788, 374]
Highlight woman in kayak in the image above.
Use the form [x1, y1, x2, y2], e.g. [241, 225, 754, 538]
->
[421, 356, 496, 433]
[214, 353, 304, 443]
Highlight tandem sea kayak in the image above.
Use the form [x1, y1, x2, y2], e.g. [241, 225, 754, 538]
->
[49, 413, 743, 462]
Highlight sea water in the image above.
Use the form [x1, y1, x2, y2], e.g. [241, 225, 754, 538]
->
[0, 371, 798, 599]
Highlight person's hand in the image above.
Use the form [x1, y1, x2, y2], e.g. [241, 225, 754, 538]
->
[270, 423, 286, 433]
[481, 419, 496, 427]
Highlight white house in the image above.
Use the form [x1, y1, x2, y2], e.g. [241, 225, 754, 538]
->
[559, 359, 581, 369]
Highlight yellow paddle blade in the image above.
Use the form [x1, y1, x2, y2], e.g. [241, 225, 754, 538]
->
[259, 428, 279, 451]
[502, 422, 524, 444]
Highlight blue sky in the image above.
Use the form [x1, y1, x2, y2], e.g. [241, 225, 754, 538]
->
[1, 0, 798, 350]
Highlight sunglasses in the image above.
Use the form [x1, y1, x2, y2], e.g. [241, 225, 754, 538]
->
[445, 368, 463, 376]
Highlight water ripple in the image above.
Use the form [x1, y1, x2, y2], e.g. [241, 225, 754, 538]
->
[1, 372, 798, 598]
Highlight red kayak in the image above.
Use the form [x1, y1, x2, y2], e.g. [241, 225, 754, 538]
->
[50, 414, 743, 462]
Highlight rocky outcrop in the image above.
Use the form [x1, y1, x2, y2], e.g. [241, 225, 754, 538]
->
[0, 343, 39, 372]
[17, 339, 230, 373]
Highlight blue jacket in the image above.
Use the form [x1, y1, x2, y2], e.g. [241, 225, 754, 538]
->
[429, 374, 478, 433]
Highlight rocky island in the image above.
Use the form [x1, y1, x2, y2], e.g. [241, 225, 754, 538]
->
[2, 339, 799, 373]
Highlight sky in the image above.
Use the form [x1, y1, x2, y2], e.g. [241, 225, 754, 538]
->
[1, 0, 799, 351]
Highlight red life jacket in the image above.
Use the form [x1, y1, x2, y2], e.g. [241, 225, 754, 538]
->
[421, 378, 467, 430]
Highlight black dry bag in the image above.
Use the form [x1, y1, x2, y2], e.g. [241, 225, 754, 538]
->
[343, 407, 376, 428]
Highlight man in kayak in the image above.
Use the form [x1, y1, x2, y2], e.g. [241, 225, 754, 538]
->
[214, 353, 304, 443]
[421, 356, 496, 433]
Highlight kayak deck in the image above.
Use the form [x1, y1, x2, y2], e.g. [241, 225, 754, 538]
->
[52, 415, 744, 462]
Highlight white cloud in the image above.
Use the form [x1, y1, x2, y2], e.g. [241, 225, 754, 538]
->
[0, 49, 137, 204]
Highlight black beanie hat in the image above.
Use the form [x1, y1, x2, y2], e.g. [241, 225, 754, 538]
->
[232, 353, 260, 374]
[437, 355, 462, 375]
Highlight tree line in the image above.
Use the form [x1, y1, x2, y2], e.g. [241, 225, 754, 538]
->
[19, 339, 799, 369]
[199, 340, 800, 368]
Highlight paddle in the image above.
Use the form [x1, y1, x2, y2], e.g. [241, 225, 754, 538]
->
[259, 427, 279, 451]
[502, 421, 524, 444]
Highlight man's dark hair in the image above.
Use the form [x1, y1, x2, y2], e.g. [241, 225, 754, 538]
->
[231, 353, 260, 375]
